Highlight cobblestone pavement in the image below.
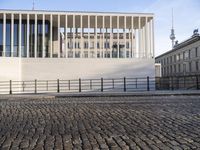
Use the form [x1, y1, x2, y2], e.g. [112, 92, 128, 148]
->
[0, 96, 200, 150]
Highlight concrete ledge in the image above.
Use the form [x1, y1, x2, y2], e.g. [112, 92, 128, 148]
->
[0, 90, 200, 99]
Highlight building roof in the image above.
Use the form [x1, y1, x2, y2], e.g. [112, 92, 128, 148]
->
[156, 35, 200, 59]
[0, 9, 154, 16]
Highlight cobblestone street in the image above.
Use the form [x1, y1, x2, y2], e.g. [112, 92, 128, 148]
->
[0, 95, 200, 150]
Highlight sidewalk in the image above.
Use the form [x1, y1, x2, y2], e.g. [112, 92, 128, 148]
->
[0, 90, 200, 99]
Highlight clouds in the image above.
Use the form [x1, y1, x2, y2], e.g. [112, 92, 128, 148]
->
[145, 0, 200, 56]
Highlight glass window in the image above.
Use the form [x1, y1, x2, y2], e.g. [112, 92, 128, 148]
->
[189, 50, 191, 59]
[37, 21, 42, 57]
[189, 62, 192, 72]
[174, 65, 176, 73]
[6, 20, 11, 57]
[14, 20, 19, 57]
[196, 61, 199, 71]
[21, 21, 27, 57]
[195, 47, 198, 57]
[29, 20, 35, 57]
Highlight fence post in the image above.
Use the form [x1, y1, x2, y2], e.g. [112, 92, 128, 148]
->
[79, 78, 81, 92]
[57, 79, 60, 93]
[9, 80, 12, 94]
[112, 79, 114, 89]
[124, 77, 126, 92]
[196, 76, 199, 90]
[90, 79, 92, 90]
[136, 78, 137, 89]
[68, 80, 70, 91]
[101, 78, 103, 92]
[35, 79, 37, 94]
[46, 81, 48, 91]
[147, 76, 150, 91]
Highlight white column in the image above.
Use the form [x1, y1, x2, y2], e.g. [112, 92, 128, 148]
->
[80, 15, 83, 58]
[27, 14, 30, 58]
[142, 27, 144, 57]
[149, 18, 152, 58]
[11, 13, 14, 57]
[102, 16, 105, 58]
[131, 16, 134, 58]
[19, 13, 22, 57]
[3, 13, 6, 57]
[50, 14, 53, 58]
[149, 19, 152, 57]
[145, 17, 148, 58]
[117, 16, 119, 58]
[110, 16, 113, 58]
[138, 16, 141, 58]
[152, 18, 155, 58]
[95, 15, 97, 58]
[73, 15, 75, 58]
[57, 14, 60, 58]
[34, 14, 37, 58]
[42, 14, 45, 58]
[87, 15, 90, 56]
[124, 16, 126, 58]
[65, 14, 68, 58]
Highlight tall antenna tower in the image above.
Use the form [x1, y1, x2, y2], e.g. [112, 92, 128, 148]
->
[32, 0, 35, 10]
[170, 8, 176, 49]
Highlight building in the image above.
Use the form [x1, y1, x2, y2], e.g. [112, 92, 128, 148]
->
[155, 32, 200, 77]
[0, 9, 155, 81]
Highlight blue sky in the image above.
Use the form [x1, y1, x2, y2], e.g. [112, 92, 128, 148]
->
[0, 0, 200, 56]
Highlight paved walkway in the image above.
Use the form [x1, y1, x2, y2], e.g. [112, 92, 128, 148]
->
[0, 95, 200, 149]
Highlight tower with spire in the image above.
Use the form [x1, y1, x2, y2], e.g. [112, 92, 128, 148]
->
[170, 9, 176, 49]
[32, 0, 35, 10]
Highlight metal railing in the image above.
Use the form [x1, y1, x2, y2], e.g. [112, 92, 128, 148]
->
[156, 75, 200, 90]
[1, 75, 199, 94]
[0, 77, 155, 94]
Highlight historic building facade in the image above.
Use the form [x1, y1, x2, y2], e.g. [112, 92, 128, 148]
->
[155, 32, 200, 77]
[0, 9, 155, 81]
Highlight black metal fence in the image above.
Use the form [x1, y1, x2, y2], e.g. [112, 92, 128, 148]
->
[0, 77, 155, 94]
[156, 75, 200, 90]
[0, 75, 199, 94]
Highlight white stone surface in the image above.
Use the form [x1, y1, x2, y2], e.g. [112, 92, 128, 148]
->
[0, 58, 155, 81]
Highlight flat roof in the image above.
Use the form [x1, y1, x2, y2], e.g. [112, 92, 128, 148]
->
[0, 9, 154, 16]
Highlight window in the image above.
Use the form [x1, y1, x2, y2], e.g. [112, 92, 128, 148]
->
[84, 42, 88, 49]
[196, 61, 199, 71]
[75, 51, 80, 58]
[178, 64, 181, 72]
[170, 65, 172, 74]
[176, 54, 180, 61]
[97, 42, 100, 49]
[174, 65, 176, 73]
[6, 20, 11, 57]
[174, 55, 176, 62]
[170, 56, 172, 63]
[195, 47, 198, 57]
[189, 62, 192, 72]
[84, 51, 88, 58]
[189, 50, 191, 59]
[126, 42, 129, 49]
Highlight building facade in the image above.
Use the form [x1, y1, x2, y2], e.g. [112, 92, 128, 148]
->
[0, 10, 155, 81]
[155, 33, 200, 77]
